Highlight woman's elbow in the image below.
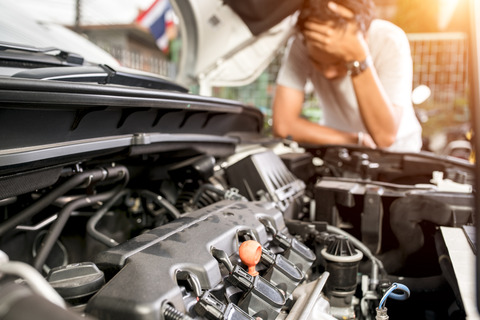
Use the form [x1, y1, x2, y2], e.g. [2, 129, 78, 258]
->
[272, 124, 289, 139]
[272, 115, 290, 139]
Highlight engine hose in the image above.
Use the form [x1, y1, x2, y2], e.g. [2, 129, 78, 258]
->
[86, 189, 131, 248]
[0, 165, 127, 238]
[33, 186, 124, 271]
[191, 184, 226, 206]
[163, 304, 193, 320]
[389, 196, 452, 258]
[33, 165, 129, 271]
[139, 190, 181, 220]
[0, 251, 65, 309]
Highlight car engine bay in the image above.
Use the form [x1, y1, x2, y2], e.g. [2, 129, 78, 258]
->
[0, 43, 476, 320]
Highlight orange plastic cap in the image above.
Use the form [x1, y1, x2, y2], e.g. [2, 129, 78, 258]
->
[239, 240, 262, 276]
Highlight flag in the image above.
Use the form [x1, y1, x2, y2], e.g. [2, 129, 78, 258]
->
[136, 0, 175, 53]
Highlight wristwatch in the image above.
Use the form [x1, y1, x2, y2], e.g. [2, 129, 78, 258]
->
[346, 55, 373, 77]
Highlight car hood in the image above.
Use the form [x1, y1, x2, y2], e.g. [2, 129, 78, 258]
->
[171, 0, 301, 88]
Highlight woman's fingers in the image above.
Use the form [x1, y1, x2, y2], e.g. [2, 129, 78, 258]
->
[327, 1, 355, 19]
[304, 20, 333, 36]
[303, 20, 336, 48]
[304, 30, 327, 48]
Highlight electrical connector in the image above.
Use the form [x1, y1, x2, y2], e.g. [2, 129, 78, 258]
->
[376, 307, 389, 320]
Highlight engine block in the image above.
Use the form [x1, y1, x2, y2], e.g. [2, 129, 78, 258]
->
[87, 200, 297, 319]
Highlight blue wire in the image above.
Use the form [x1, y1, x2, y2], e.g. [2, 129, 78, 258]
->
[379, 282, 410, 309]
[379, 284, 396, 308]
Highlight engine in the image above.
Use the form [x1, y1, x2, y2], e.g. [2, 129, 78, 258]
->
[0, 142, 474, 320]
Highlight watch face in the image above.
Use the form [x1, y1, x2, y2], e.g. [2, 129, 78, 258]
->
[346, 61, 359, 76]
[347, 56, 372, 76]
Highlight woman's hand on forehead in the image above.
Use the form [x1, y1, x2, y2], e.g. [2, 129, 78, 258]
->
[301, 9, 368, 63]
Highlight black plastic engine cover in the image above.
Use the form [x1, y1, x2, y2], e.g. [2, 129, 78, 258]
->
[225, 151, 306, 220]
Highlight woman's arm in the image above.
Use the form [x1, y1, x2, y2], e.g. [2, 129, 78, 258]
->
[272, 84, 376, 147]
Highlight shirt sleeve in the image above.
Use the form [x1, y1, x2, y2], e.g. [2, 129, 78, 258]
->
[276, 34, 310, 91]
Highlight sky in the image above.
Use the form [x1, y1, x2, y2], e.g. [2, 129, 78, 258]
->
[4, 0, 155, 26]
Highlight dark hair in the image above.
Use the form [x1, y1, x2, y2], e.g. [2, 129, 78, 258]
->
[297, 0, 376, 34]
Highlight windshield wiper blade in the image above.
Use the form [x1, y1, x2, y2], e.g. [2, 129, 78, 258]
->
[0, 42, 84, 65]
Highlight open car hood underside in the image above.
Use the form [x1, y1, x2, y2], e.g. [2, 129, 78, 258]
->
[171, 0, 301, 87]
